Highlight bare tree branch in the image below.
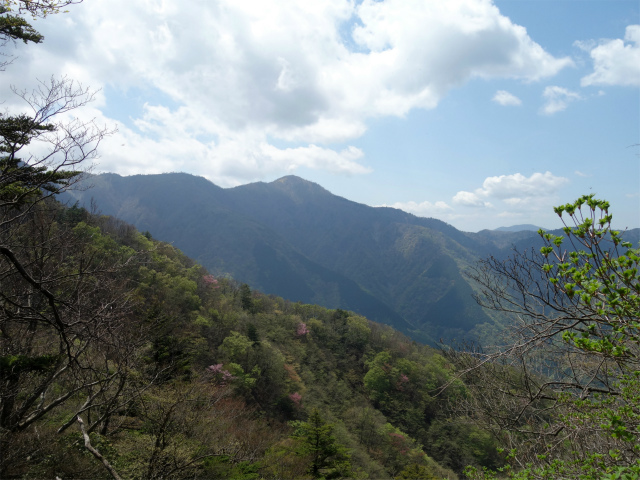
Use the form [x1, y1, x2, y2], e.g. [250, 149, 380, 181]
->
[77, 415, 123, 480]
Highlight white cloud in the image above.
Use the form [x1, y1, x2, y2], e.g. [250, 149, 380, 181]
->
[580, 25, 640, 87]
[260, 144, 370, 175]
[384, 172, 569, 228]
[384, 200, 453, 216]
[540, 86, 581, 115]
[94, 109, 371, 186]
[2, 0, 573, 185]
[492, 90, 522, 106]
[453, 171, 569, 209]
[574, 170, 590, 177]
[452, 191, 492, 207]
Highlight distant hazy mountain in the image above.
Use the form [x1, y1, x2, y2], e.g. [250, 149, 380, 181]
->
[494, 224, 544, 232]
[62, 173, 639, 344]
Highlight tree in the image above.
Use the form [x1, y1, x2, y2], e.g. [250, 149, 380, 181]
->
[239, 282, 255, 313]
[449, 195, 640, 479]
[0, 212, 152, 474]
[0, 5, 42, 47]
[0, 77, 110, 215]
[1, 0, 110, 234]
[1, 1, 80, 17]
[1, 1, 80, 70]
[0, 3, 143, 478]
[290, 408, 351, 478]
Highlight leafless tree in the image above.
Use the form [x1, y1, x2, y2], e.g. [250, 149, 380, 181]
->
[1, 76, 113, 227]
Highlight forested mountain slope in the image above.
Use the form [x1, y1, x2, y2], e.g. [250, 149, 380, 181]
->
[65, 173, 639, 345]
[68, 174, 411, 334]
[66, 173, 500, 343]
[2, 199, 500, 479]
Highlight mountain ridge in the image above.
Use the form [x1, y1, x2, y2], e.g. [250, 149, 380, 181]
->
[494, 224, 544, 232]
[63, 172, 639, 344]
[59, 172, 529, 342]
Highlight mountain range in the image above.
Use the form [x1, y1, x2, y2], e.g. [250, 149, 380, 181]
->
[64, 173, 638, 344]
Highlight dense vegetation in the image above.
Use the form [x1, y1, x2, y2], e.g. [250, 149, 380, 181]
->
[4, 187, 639, 480]
[2, 198, 506, 479]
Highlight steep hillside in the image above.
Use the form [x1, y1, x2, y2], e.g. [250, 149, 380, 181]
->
[223, 176, 495, 340]
[66, 173, 498, 343]
[70, 174, 412, 333]
[67, 173, 640, 344]
[1, 200, 502, 479]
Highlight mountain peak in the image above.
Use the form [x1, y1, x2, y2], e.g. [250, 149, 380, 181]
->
[269, 175, 331, 199]
[272, 175, 325, 188]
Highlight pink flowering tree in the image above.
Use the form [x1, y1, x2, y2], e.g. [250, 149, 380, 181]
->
[396, 373, 410, 391]
[289, 392, 302, 406]
[202, 274, 219, 288]
[207, 364, 235, 385]
[296, 322, 309, 336]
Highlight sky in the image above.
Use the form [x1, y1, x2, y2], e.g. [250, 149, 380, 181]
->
[3, 0, 639, 232]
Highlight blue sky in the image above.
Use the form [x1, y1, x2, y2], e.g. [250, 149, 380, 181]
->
[3, 0, 638, 231]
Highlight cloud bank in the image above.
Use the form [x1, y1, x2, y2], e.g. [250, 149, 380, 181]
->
[1, 0, 574, 185]
[453, 171, 568, 205]
[384, 200, 453, 217]
[384, 171, 570, 229]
